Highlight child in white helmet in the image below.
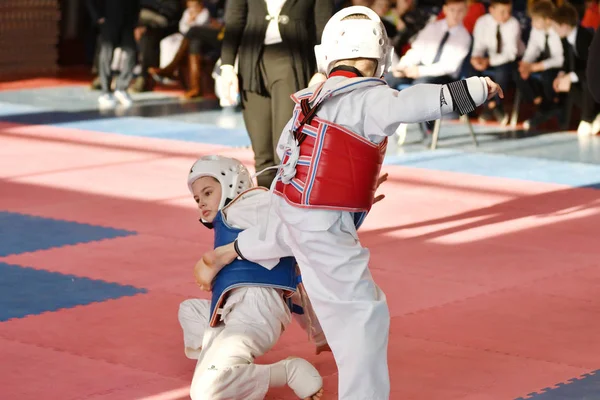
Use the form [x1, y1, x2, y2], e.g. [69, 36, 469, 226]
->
[195, 6, 503, 400]
[181, 154, 325, 400]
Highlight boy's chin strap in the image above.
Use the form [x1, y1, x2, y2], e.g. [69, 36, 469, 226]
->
[328, 65, 364, 79]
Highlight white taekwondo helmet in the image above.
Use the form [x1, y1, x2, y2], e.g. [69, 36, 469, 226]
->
[314, 5, 392, 78]
[187, 155, 253, 211]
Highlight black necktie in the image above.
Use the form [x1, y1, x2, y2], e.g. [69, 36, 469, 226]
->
[540, 33, 550, 60]
[496, 24, 503, 54]
[433, 31, 450, 64]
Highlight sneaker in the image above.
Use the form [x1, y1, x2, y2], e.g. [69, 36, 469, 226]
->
[394, 124, 408, 146]
[98, 93, 116, 108]
[493, 107, 509, 126]
[577, 121, 593, 136]
[478, 107, 494, 123]
[591, 113, 600, 135]
[114, 90, 133, 107]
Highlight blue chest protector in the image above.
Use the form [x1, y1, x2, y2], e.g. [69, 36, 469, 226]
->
[209, 210, 298, 326]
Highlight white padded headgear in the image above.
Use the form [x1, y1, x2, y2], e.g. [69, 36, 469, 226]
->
[187, 155, 253, 210]
[314, 6, 392, 78]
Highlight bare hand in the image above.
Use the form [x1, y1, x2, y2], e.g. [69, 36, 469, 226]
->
[556, 74, 572, 92]
[373, 172, 388, 205]
[98, 18, 105, 24]
[194, 254, 216, 291]
[404, 65, 420, 79]
[134, 26, 146, 42]
[484, 77, 504, 100]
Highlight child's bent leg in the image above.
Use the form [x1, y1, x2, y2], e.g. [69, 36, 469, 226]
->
[189, 288, 322, 400]
[178, 299, 211, 359]
[282, 210, 391, 400]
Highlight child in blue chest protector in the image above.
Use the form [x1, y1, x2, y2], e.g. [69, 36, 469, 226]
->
[179, 155, 327, 400]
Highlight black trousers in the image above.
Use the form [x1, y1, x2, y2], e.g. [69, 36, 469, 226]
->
[186, 25, 222, 56]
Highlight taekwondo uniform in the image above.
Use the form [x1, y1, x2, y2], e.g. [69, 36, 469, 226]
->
[180, 187, 324, 400]
[232, 70, 491, 399]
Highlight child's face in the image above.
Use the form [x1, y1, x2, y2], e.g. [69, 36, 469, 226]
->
[531, 15, 550, 30]
[372, 0, 391, 16]
[192, 176, 222, 223]
[490, 3, 512, 24]
[444, 2, 468, 27]
[551, 21, 572, 38]
[187, 0, 202, 12]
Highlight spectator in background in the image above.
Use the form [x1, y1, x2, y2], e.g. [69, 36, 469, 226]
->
[371, 0, 399, 37]
[515, 0, 563, 116]
[218, 1, 334, 188]
[149, 0, 221, 99]
[385, 0, 433, 57]
[85, 0, 141, 108]
[550, 2, 600, 135]
[588, 23, 600, 102]
[437, 0, 486, 33]
[132, 0, 184, 93]
[471, 0, 524, 124]
[386, 0, 471, 87]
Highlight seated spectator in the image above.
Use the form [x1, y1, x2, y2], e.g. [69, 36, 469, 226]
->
[133, 0, 184, 92]
[149, 0, 224, 99]
[514, 0, 563, 113]
[437, 0, 486, 34]
[547, 2, 600, 135]
[385, 0, 471, 88]
[372, 0, 399, 37]
[385, 0, 434, 57]
[470, 0, 525, 124]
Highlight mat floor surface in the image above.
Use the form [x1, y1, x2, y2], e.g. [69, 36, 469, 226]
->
[1, 80, 599, 400]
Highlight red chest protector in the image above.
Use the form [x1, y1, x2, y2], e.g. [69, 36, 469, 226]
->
[274, 68, 388, 213]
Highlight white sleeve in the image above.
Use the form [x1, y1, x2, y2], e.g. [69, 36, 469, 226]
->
[363, 77, 489, 139]
[522, 30, 541, 64]
[542, 33, 565, 70]
[194, 9, 210, 26]
[179, 9, 191, 34]
[276, 119, 294, 159]
[471, 18, 487, 58]
[232, 193, 292, 270]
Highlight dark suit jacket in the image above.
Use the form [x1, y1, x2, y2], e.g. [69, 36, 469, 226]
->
[587, 26, 600, 103]
[85, 0, 141, 44]
[220, 0, 334, 95]
[561, 25, 594, 84]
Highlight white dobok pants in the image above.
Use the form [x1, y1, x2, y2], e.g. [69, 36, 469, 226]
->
[237, 194, 391, 400]
[179, 287, 291, 400]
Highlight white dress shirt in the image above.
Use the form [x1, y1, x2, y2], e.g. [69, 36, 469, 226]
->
[264, 0, 286, 45]
[566, 26, 579, 83]
[472, 14, 525, 67]
[398, 19, 472, 78]
[522, 27, 564, 69]
[178, 8, 210, 34]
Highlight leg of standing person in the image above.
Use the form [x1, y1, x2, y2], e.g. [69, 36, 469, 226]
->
[261, 44, 296, 178]
[98, 34, 117, 107]
[242, 90, 275, 188]
[272, 204, 391, 400]
[114, 27, 136, 107]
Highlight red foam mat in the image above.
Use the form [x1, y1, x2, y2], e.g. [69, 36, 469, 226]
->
[2, 121, 600, 399]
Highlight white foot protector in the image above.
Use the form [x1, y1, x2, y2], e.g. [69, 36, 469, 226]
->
[270, 357, 323, 399]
